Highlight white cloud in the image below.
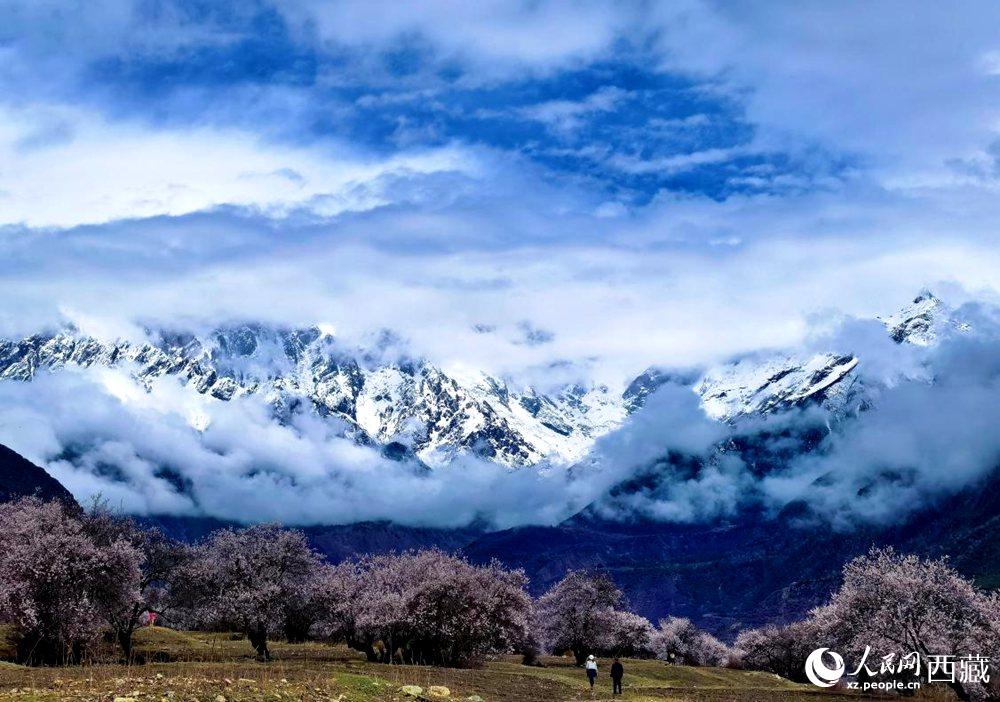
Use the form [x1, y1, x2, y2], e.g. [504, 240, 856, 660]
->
[516, 87, 630, 134]
[275, 0, 635, 76]
[0, 367, 605, 528]
[0, 104, 478, 228]
[650, 2, 1000, 186]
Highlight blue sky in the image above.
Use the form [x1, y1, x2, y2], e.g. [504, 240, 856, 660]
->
[1, 0, 999, 380]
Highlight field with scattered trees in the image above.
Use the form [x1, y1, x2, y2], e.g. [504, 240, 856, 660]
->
[0, 498, 996, 701]
[0, 629, 880, 702]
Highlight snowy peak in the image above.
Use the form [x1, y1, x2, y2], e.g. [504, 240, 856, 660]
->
[882, 290, 950, 346]
[0, 324, 625, 468]
[637, 290, 961, 422]
[695, 352, 861, 421]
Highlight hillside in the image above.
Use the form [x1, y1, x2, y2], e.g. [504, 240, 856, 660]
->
[0, 443, 75, 505]
[464, 467, 1000, 640]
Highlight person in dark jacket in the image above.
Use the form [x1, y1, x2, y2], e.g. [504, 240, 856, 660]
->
[610, 657, 624, 695]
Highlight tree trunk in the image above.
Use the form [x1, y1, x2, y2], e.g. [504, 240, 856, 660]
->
[948, 679, 972, 702]
[117, 627, 134, 662]
[574, 648, 587, 666]
[247, 626, 271, 661]
[282, 604, 314, 643]
[284, 620, 311, 644]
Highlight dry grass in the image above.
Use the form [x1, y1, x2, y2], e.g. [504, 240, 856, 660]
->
[0, 628, 901, 702]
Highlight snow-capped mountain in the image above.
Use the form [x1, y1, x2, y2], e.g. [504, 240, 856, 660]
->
[0, 325, 626, 467]
[695, 352, 861, 421]
[695, 291, 963, 421]
[881, 289, 970, 345]
[629, 291, 958, 422]
[0, 291, 960, 467]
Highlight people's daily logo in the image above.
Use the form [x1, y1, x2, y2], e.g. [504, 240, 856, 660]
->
[805, 648, 845, 687]
[805, 647, 990, 692]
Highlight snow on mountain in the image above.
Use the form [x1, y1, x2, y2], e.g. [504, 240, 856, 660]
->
[881, 289, 970, 345]
[0, 291, 962, 467]
[632, 290, 960, 422]
[0, 324, 625, 468]
[695, 352, 861, 421]
[698, 291, 966, 421]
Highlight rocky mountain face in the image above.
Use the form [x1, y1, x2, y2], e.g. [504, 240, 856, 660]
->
[0, 325, 625, 468]
[0, 292, 953, 472]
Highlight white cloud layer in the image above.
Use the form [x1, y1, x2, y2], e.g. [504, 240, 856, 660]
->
[0, 305, 996, 530]
[0, 105, 476, 228]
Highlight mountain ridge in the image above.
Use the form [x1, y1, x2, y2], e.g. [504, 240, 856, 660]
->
[0, 291, 954, 474]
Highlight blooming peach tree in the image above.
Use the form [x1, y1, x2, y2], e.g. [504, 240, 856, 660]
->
[0, 498, 142, 664]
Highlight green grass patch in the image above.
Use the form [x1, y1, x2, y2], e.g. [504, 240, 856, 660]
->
[0, 632, 887, 702]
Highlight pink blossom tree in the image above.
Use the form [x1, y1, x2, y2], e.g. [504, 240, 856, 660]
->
[604, 609, 656, 658]
[652, 616, 731, 666]
[282, 560, 338, 644]
[535, 571, 624, 665]
[734, 616, 829, 680]
[404, 551, 532, 665]
[824, 548, 998, 702]
[737, 549, 1000, 700]
[173, 524, 325, 660]
[82, 508, 191, 660]
[0, 498, 142, 664]
[310, 559, 378, 658]
[319, 550, 532, 667]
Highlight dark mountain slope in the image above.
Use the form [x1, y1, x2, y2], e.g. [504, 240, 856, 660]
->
[137, 467, 1000, 642]
[464, 467, 1000, 640]
[0, 443, 75, 504]
[463, 516, 871, 639]
[142, 513, 480, 560]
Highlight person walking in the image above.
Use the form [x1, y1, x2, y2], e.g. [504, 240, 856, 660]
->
[585, 654, 598, 691]
[611, 657, 624, 695]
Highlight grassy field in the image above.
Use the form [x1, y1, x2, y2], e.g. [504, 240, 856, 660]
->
[0, 627, 900, 702]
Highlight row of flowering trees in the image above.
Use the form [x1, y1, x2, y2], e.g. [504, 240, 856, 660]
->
[4, 496, 997, 699]
[0, 497, 725, 667]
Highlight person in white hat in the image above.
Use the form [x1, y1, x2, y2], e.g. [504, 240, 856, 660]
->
[585, 654, 598, 690]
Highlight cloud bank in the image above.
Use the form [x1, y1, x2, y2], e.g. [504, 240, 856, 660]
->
[587, 304, 1000, 530]
[0, 304, 995, 531]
